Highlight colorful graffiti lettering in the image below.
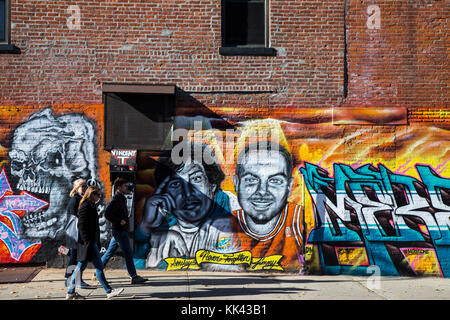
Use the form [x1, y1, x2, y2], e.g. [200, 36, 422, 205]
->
[0, 167, 47, 263]
[161, 250, 283, 271]
[300, 162, 450, 277]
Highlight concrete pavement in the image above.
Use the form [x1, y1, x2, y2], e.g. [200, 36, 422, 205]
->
[0, 267, 448, 300]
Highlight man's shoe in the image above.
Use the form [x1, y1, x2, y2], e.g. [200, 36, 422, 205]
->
[65, 292, 84, 300]
[131, 275, 148, 284]
[106, 288, 124, 299]
[77, 281, 92, 289]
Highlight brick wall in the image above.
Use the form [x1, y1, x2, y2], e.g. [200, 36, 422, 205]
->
[345, 0, 448, 108]
[0, 0, 345, 111]
[1, 1, 447, 114]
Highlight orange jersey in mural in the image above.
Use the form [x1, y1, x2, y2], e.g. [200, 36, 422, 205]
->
[232, 203, 304, 271]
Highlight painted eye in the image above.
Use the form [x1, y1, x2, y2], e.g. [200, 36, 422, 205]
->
[244, 176, 259, 184]
[168, 181, 181, 188]
[269, 177, 284, 185]
[11, 161, 24, 171]
[42, 150, 63, 169]
[191, 175, 204, 183]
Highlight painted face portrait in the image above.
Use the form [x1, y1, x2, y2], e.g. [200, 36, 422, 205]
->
[235, 149, 292, 225]
[163, 159, 216, 224]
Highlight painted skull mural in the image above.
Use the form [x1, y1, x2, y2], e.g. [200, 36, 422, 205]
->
[8, 108, 106, 241]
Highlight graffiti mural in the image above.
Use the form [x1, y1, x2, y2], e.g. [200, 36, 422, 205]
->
[134, 140, 304, 272]
[0, 106, 110, 264]
[136, 142, 237, 270]
[133, 120, 306, 272]
[1, 104, 447, 277]
[133, 111, 449, 277]
[0, 167, 48, 263]
[230, 142, 304, 271]
[9, 108, 101, 239]
[300, 162, 450, 277]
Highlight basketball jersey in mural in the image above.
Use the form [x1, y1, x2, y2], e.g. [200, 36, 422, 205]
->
[232, 203, 304, 271]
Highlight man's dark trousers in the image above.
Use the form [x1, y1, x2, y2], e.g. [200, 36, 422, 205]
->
[101, 229, 137, 278]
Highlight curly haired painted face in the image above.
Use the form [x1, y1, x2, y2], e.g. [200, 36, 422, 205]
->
[163, 159, 217, 225]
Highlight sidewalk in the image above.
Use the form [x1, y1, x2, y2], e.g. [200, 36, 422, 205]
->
[0, 268, 448, 300]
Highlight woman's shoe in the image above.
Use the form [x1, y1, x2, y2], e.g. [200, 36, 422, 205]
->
[106, 288, 124, 299]
[77, 281, 92, 289]
[65, 292, 85, 300]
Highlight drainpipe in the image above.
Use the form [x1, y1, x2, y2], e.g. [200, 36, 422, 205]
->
[343, 0, 349, 100]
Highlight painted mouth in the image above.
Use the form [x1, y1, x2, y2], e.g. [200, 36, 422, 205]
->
[182, 201, 202, 210]
[249, 200, 273, 209]
[17, 182, 51, 195]
[16, 182, 62, 238]
[22, 210, 58, 230]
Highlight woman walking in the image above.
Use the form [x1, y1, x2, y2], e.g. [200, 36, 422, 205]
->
[66, 186, 124, 299]
[64, 178, 90, 288]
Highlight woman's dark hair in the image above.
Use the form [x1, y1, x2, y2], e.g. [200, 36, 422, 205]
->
[79, 186, 101, 209]
[155, 142, 225, 188]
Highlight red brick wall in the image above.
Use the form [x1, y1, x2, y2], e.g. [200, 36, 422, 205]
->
[1, 1, 446, 115]
[345, 0, 448, 108]
[1, 0, 346, 110]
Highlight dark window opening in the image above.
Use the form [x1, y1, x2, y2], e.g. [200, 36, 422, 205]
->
[0, 0, 19, 53]
[103, 85, 175, 151]
[0, 0, 7, 43]
[220, 0, 276, 56]
[223, 0, 266, 47]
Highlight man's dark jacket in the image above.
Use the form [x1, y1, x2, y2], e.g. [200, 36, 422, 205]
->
[104, 192, 129, 232]
[77, 200, 101, 262]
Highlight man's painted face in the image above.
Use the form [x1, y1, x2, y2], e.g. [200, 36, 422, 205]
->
[117, 183, 130, 194]
[235, 150, 292, 224]
[163, 160, 216, 224]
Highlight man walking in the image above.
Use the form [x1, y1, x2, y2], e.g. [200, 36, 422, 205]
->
[102, 177, 147, 284]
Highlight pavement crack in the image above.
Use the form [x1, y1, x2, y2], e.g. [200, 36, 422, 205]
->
[355, 279, 388, 300]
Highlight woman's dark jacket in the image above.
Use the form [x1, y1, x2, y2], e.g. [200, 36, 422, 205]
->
[77, 200, 101, 262]
[67, 194, 82, 218]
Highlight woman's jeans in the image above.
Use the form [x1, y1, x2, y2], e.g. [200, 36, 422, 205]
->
[65, 248, 84, 280]
[101, 229, 137, 278]
[68, 243, 111, 294]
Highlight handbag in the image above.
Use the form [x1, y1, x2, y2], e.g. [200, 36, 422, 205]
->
[65, 214, 78, 248]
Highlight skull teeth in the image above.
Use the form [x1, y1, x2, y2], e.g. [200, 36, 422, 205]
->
[23, 211, 47, 226]
[16, 183, 50, 194]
